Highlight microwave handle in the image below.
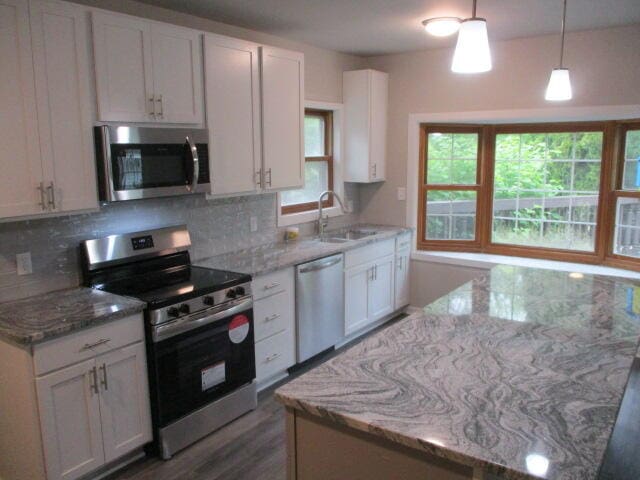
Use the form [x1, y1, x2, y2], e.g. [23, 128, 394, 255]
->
[185, 135, 199, 192]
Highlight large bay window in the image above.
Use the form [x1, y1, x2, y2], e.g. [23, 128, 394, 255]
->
[418, 120, 640, 270]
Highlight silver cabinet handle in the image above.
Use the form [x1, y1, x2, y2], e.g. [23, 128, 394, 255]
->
[79, 338, 110, 352]
[89, 366, 99, 395]
[149, 96, 156, 118]
[398, 257, 403, 270]
[372, 163, 377, 178]
[156, 94, 163, 118]
[299, 257, 342, 273]
[255, 169, 262, 188]
[264, 313, 280, 322]
[37, 182, 47, 211]
[264, 353, 281, 363]
[185, 135, 199, 193]
[46, 182, 56, 210]
[99, 363, 108, 390]
[265, 168, 272, 187]
[263, 282, 280, 290]
[369, 267, 374, 281]
[374, 264, 378, 280]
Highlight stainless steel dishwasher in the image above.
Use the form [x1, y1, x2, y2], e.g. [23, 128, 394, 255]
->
[295, 253, 345, 362]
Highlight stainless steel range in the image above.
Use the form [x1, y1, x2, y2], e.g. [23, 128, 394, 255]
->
[80, 225, 257, 459]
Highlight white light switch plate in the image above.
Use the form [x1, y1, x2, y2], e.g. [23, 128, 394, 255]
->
[16, 252, 32, 275]
[397, 187, 407, 201]
[250, 216, 258, 232]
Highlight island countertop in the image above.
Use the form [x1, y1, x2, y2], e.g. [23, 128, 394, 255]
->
[275, 265, 640, 480]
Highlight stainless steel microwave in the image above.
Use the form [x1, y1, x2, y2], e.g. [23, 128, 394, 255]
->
[94, 125, 210, 202]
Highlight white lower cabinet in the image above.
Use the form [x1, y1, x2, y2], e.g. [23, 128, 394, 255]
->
[252, 268, 296, 389]
[344, 239, 396, 337]
[394, 234, 411, 309]
[32, 315, 151, 480]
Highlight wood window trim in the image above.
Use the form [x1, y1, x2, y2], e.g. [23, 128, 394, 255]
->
[281, 109, 334, 215]
[417, 119, 640, 272]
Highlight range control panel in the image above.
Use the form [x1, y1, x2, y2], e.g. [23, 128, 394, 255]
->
[131, 235, 154, 250]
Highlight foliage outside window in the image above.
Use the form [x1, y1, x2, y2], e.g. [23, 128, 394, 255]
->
[418, 120, 640, 270]
[281, 110, 333, 214]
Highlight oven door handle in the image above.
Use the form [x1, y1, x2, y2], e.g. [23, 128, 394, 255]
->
[152, 297, 252, 343]
[184, 135, 199, 193]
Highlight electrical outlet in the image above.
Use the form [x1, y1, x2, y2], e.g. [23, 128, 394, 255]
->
[16, 252, 33, 275]
[397, 187, 407, 201]
[250, 216, 258, 232]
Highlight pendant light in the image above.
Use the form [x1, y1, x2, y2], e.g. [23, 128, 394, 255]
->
[451, 0, 492, 73]
[545, 0, 572, 101]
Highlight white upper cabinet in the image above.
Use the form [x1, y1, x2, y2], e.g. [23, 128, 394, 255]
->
[204, 34, 261, 195]
[0, 0, 44, 218]
[30, 0, 97, 213]
[0, 0, 97, 220]
[92, 10, 204, 124]
[343, 69, 388, 183]
[260, 46, 304, 191]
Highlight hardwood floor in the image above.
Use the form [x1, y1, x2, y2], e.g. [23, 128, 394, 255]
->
[108, 314, 406, 480]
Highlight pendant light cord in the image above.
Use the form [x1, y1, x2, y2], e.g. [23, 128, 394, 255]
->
[559, 0, 567, 67]
[472, 0, 477, 18]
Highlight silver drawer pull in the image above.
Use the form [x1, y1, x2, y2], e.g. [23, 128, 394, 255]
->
[79, 338, 110, 352]
[264, 353, 281, 363]
[263, 282, 281, 290]
[88, 366, 99, 395]
[265, 313, 280, 322]
[99, 363, 108, 390]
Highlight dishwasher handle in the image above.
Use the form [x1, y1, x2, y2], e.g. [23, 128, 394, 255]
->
[298, 256, 342, 274]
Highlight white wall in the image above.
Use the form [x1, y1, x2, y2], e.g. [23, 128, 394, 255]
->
[362, 24, 640, 226]
[74, 0, 368, 103]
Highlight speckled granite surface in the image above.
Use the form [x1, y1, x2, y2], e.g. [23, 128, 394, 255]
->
[0, 288, 145, 345]
[196, 224, 411, 276]
[276, 265, 640, 480]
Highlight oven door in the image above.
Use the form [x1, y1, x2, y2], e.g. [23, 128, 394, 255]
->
[95, 125, 210, 202]
[149, 298, 256, 427]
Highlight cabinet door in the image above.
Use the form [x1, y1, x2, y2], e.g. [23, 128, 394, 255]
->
[0, 0, 44, 218]
[30, 0, 97, 213]
[369, 70, 387, 181]
[92, 11, 153, 122]
[97, 342, 152, 463]
[394, 250, 410, 309]
[150, 23, 204, 124]
[369, 254, 395, 322]
[344, 263, 371, 336]
[260, 46, 304, 191]
[36, 359, 104, 480]
[204, 34, 260, 195]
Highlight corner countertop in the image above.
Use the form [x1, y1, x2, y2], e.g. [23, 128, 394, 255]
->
[275, 265, 640, 480]
[195, 224, 411, 277]
[0, 288, 145, 346]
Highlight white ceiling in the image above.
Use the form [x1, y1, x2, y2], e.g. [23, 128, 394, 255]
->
[139, 0, 640, 56]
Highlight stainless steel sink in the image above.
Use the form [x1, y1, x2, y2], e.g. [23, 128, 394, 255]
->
[319, 237, 351, 243]
[318, 229, 378, 243]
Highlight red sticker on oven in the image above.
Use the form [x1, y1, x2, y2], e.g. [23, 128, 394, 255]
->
[229, 314, 250, 344]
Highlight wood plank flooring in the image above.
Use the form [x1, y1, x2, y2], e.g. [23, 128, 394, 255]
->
[108, 314, 405, 480]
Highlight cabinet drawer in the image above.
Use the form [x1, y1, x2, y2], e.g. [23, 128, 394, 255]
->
[345, 239, 394, 269]
[253, 268, 293, 300]
[396, 233, 411, 253]
[254, 291, 292, 343]
[33, 314, 144, 376]
[255, 329, 294, 383]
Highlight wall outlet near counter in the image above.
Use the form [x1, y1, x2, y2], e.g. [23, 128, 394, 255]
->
[397, 187, 407, 201]
[16, 252, 33, 275]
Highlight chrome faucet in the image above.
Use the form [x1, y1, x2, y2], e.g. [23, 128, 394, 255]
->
[317, 190, 350, 236]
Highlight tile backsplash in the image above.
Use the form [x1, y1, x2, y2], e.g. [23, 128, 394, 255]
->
[0, 186, 359, 302]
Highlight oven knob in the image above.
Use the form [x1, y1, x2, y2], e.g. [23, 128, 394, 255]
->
[203, 296, 214, 306]
[226, 289, 237, 299]
[235, 286, 246, 296]
[167, 307, 180, 318]
[179, 304, 190, 314]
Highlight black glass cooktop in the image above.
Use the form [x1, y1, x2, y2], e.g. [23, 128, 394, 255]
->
[96, 265, 251, 308]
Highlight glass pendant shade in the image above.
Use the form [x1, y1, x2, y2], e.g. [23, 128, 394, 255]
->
[545, 68, 572, 101]
[451, 19, 492, 73]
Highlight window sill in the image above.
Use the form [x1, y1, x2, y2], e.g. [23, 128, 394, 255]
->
[412, 250, 640, 280]
[277, 205, 345, 227]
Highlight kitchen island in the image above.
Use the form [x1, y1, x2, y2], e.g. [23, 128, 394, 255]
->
[275, 265, 640, 479]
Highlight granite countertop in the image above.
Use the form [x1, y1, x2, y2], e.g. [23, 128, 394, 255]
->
[276, 265, 640, 480]
[196, 224, 411, 276]
[0, 288, 145, 346]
